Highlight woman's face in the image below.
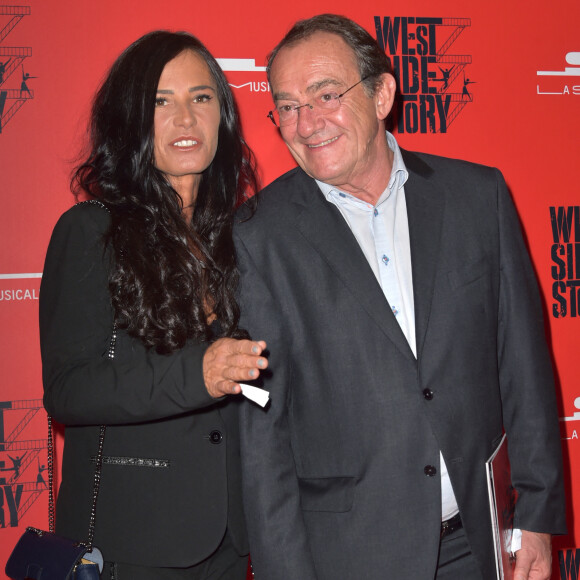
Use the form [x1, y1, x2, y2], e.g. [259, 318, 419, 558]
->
[153, 50, 221, 199]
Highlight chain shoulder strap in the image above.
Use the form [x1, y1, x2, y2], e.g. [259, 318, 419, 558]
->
[46, 417, 105, 552]
[47, 319, 116, 550]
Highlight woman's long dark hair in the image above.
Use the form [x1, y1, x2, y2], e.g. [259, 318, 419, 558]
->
[72, 31, 257, 354]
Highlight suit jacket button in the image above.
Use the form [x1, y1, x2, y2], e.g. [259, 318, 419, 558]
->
[423, 388, 434, 400]
[209, 430, 223, 444]
[424, 465, 437, 476]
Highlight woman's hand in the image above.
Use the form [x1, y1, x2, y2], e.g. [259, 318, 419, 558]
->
[203, 338, 268, 398]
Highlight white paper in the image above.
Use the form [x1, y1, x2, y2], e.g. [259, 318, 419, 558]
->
[239, 383, 270, 407]
[510, 528, 522, 553]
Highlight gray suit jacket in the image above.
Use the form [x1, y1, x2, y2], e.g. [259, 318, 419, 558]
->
[234, 150, 566, 579]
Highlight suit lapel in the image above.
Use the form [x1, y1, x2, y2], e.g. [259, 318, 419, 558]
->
[291, 171, 415, 362]
[402, 151, 445, 360]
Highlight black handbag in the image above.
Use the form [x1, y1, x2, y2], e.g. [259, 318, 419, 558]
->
[5, 420, 106, 580]
[5, 527, 103, 580]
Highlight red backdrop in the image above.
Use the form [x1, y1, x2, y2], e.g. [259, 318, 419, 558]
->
[1, 1, 578, 578]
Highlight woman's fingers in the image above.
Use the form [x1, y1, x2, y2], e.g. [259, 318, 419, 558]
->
[203, 338, 268, 398]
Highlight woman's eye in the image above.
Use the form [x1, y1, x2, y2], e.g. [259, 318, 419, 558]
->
[154, 97, 167, 107]
[193, 94, 212, 104]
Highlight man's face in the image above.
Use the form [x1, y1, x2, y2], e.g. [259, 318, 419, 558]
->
[269, 32, 395, 195]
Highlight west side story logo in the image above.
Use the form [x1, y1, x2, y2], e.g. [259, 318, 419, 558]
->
[0, 400, 47, 528]
[559, 548, 580, 580]
[550, 206, 580, 318]
[0, 5, 35, 134]
[374, 17, 473, 133]
[537, 52, 580, 96]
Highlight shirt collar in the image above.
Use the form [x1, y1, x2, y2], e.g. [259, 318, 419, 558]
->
[316, 131, 409, 206]
[386, 131, 409, 193]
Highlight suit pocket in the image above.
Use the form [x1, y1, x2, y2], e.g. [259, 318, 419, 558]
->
[298, 476, 357, 512]
[447, 257, 490, 290]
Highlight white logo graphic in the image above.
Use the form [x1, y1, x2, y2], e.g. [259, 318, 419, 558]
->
[217, 58, 266, 73]
[0, 273, 42, 302]
[217, 59, 270, 93]
[561, 397, 580, 422]
[537, 52, 580, 95]
[0, 273, 42, 279]
[560, 396, 580, 440]
[537, 52, 580, 76]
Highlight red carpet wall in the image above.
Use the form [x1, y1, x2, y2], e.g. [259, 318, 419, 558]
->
[0, 1, 578, 578]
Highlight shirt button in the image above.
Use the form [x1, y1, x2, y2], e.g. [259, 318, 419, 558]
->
[424, 465, 437, 477]
[423, 388, 434, 400]
[209, 430, 223, 444]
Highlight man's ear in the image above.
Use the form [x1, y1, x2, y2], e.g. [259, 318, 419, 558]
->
[375, 73, 397, 121]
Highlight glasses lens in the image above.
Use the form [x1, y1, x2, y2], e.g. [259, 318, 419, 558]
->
[278, 108, 296, 127]
[315, 92, 340, 111]
[267, 109, 291, 127]
[268, 79, 368, 126]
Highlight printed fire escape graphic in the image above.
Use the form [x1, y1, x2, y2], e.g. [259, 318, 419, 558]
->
[0, 400, 48, 528]
[436, 18, 472, 128]
[0, 5, 33, 134]
[375, 16, 474, 133]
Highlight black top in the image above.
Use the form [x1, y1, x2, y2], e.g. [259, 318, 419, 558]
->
[40, 202, 247, 567]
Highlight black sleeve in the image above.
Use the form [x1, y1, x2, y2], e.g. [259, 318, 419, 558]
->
[40, 204, 217, 426]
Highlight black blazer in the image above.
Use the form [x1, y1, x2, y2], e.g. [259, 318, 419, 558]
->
[40, 202, 247, 567]
[234, 151, 566, 579]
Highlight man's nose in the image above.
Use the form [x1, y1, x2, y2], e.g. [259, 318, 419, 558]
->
[295, 103, 323, 136]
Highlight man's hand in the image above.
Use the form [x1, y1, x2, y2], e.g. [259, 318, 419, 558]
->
[203, 338, 268, 398]
[514, 530, 552, 580]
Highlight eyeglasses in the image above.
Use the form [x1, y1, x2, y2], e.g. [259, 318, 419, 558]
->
[267, 76, 371, 127]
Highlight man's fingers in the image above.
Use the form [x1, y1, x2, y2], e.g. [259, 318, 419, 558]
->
[513, 553, 532, 580]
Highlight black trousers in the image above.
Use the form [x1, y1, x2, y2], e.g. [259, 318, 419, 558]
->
[101, 530, 248, 580]
[435, 526, 484, 580]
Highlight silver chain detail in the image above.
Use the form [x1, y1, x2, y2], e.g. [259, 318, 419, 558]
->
[46, 270, 116, 548]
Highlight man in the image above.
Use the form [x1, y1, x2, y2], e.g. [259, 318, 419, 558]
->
[235, 14, 566, 580]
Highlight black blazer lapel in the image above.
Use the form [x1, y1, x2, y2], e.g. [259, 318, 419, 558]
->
[403, 151, 445, 361]
[291, 172, 415, 362]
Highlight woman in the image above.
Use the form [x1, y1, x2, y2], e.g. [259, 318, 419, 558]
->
[39, 31, 267, 579]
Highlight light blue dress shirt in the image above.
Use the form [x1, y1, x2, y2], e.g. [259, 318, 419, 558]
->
[316, 131, 459, 521]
